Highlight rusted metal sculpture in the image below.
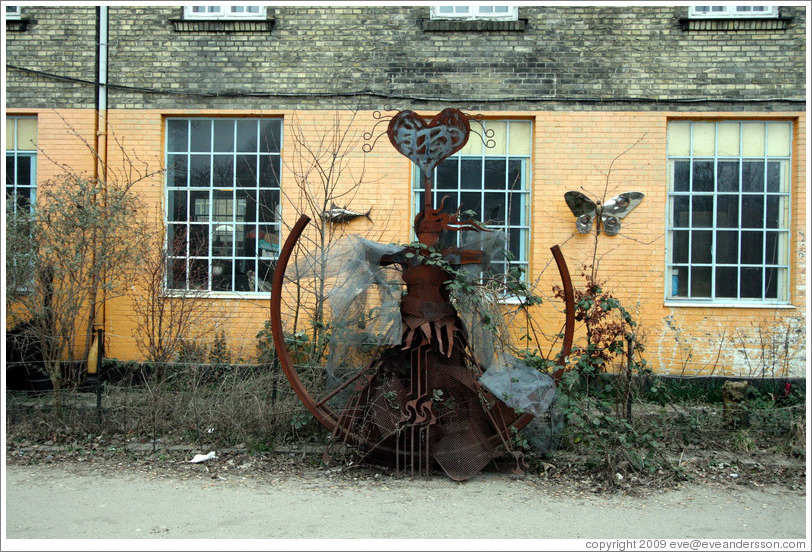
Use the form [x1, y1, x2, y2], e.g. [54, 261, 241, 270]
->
[271, 108, 575, 480]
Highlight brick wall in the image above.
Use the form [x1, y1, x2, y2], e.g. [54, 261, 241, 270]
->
[5, 6, 806, 375]
[6, 5, 806, 111]
[5, 7, 98, 108]
[527, 111, 806, 377]
[15, 108, 802, 376]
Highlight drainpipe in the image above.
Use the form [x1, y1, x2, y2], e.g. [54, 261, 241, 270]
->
[98, 4, 108, 309]
[98, 7, 108, 127]
[88, 6, 109, 374]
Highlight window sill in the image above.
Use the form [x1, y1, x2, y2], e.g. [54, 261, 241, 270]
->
[420, 18, 527, 32]
[664, 300, 795, 309]
[678, 17, 792, 32]
[163, 290, 271, 299]
[170, 18, 275, 33]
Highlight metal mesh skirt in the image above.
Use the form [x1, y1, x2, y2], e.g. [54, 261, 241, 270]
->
[334, 334, 517, 481]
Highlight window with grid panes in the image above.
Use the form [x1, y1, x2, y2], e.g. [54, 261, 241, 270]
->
[6, 116, 37, 215]
[666, 121, 792, 303]
[412, 119, 531, 279]
[6, 116, 37, 289]
[165, 118, 282, 294]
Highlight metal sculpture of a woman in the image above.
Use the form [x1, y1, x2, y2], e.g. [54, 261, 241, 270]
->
[270, 108, 575, 480]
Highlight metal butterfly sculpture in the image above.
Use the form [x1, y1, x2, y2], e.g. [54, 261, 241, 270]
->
[564, 191, 645, 235]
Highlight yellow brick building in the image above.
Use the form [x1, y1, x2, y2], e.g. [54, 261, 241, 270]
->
[5, 5, 807, 379]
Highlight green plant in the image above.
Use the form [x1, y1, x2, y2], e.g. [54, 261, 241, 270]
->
[558, 269, 637, 377]
[549, 266, 681, 483]
[731, 429, 756, 453]
[509, 425, 531, 452]
[290, 412, 310, 431]
[255, 319, 276, 365]
[209, 331, 231, 366]
[177, 340, 207, 365]
[556, 368, 682, 483]
[246, 438, 275, 454]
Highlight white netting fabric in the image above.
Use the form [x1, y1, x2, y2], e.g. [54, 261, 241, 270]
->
[479, 353, 557, 417]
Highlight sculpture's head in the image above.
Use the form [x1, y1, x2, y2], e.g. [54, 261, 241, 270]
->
[413, 208, 443, 247]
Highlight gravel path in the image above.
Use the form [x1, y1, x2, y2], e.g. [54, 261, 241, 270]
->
[4, 463, 807, 541]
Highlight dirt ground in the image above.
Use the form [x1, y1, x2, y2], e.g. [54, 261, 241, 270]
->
[3, 446, 809, 545]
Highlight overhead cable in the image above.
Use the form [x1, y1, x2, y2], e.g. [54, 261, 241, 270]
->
[7, 63, 806, 105]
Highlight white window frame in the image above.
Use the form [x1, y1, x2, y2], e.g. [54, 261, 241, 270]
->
[411, 119, 531, 282]
[689, 5, 778, 18]
[184, 5, 266, 20]
[164, 117, 283, 295]
[665, 120, 792, 306]
[6, 116, 38, 215]
[6, 116, 38, 292]
[430, 5, 518, 21]
[5, 5, 22, 19]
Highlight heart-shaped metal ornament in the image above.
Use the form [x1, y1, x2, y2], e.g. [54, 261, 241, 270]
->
[387, 108, 470, 174]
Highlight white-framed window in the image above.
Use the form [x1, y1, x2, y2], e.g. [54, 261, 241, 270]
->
[6, 116, 38, 215]
[165, 118, 282, 294]
[6, 116, 37, 291]
[689, 5, 778, 18]
[184, 5, 266, 20]
[430, 5, 518, 21]
[5, 5, 22, 19]
[666, 120, 792, 304]
[412, 119, 531, 278]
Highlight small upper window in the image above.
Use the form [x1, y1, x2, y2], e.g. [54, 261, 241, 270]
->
[184, 5, 266, 20]
[689, 5, 778, 18]
[430, 5, 518, 21]
[5, 5, 21, 19]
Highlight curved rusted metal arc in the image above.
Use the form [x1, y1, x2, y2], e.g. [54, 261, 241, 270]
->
[272, 216, 577, 455]
[271, 216, 390, 453]
[270, 215, 341, 432]
[509, 244, 575, 433]
[550, 244, 575, 384]
[268, 217, 433, 459]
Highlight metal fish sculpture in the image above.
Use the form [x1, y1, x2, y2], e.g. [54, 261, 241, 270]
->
[319, 202, 373, 224]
